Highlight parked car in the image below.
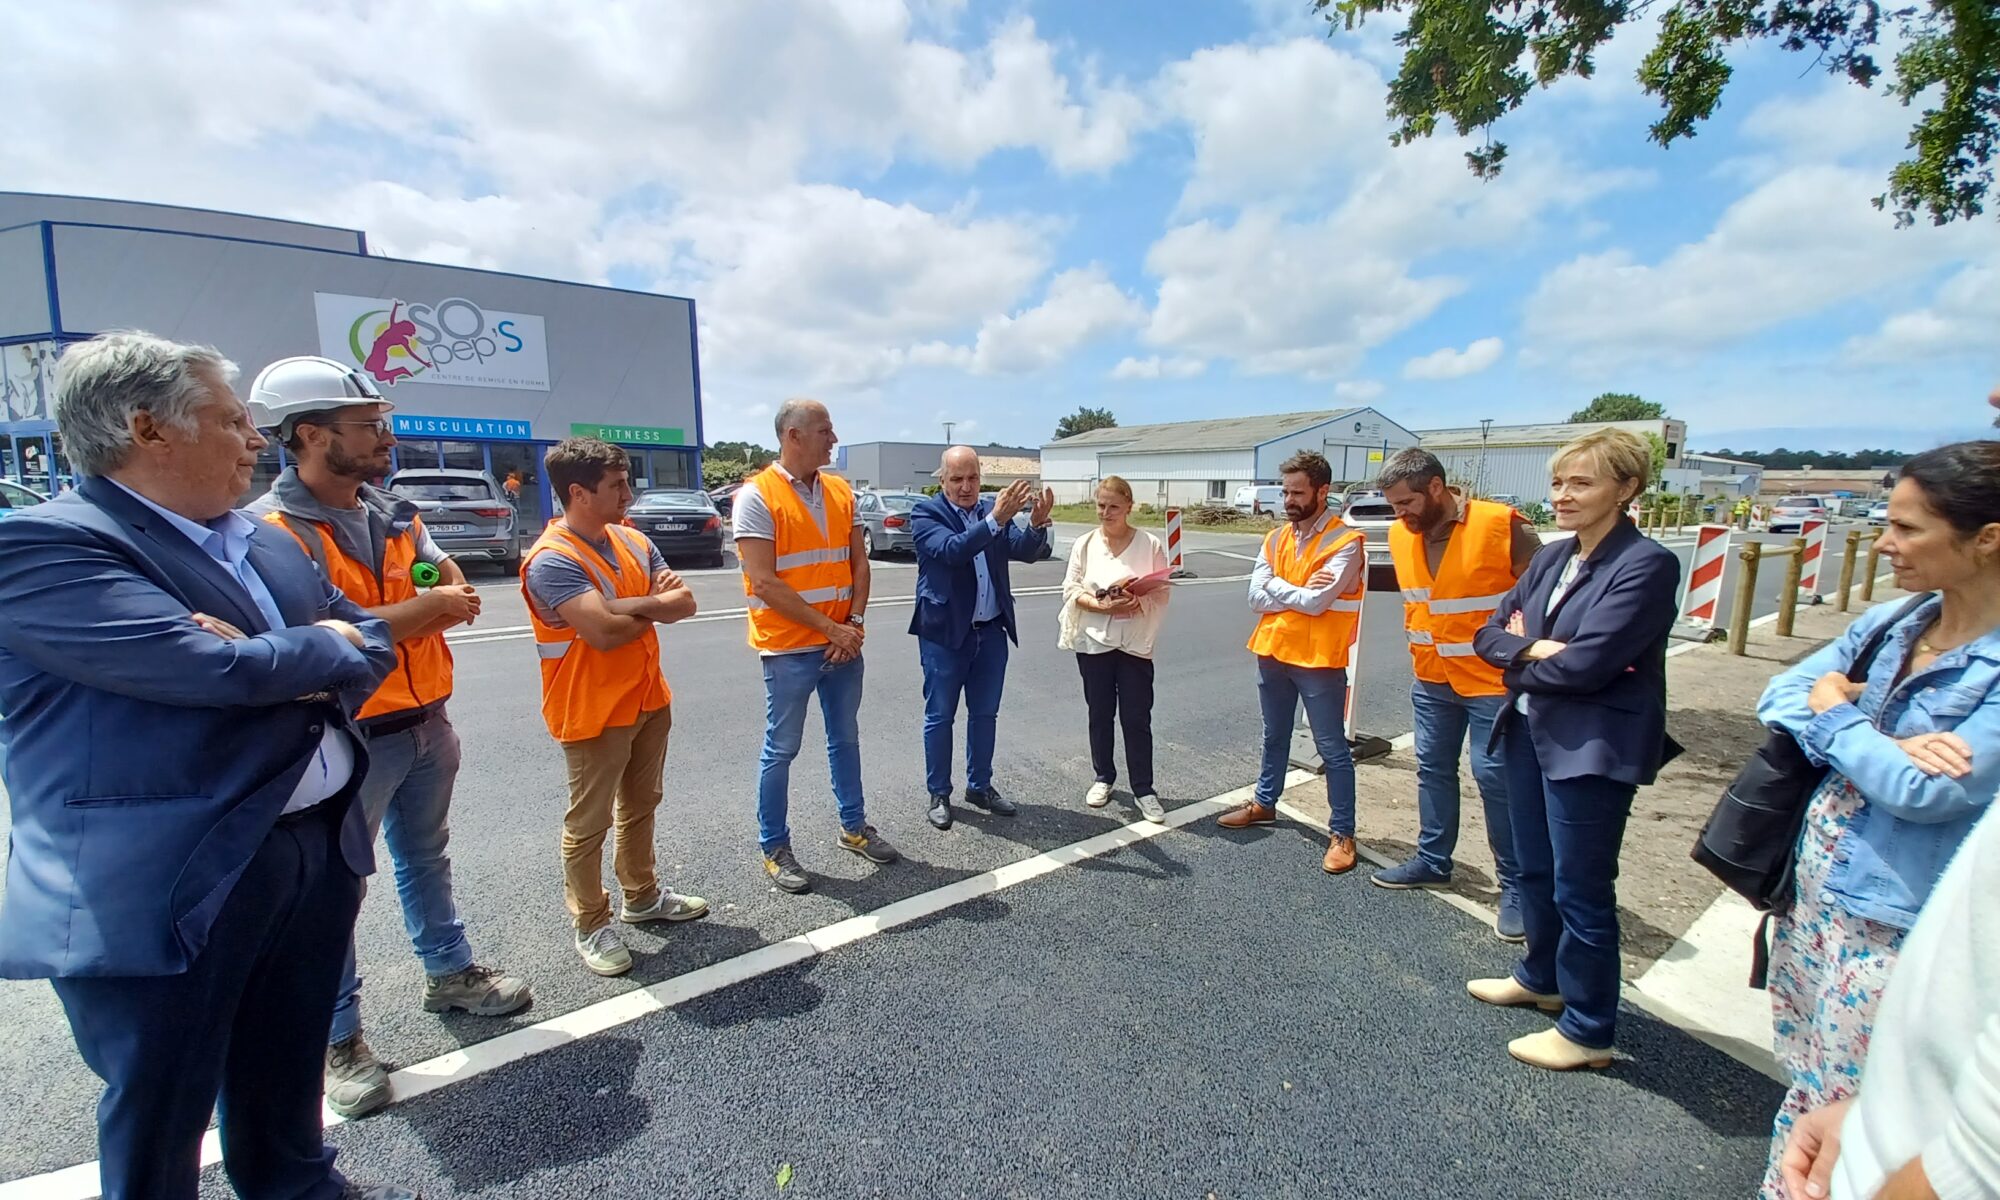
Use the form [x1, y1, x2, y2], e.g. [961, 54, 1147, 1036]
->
[709, 481, 744, 519]
[1232, 484, 1284, 517]
[1768, 496, 1831, 534]
[857, 490, 921, 558]
[1340, 488, 1398, 586]
[1867, 500, 1889, 525]
[627, 488, 727, 567]
[0, 478, 48, 518]
[1487, 493, 1522, 508]
[385, 468, 521, 572]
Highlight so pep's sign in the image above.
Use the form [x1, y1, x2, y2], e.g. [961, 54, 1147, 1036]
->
[314, 292, 551, 392]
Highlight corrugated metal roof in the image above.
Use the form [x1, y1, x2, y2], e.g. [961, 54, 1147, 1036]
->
[1045, 408, 1360, 452]
[1417, 418, 1673, 449]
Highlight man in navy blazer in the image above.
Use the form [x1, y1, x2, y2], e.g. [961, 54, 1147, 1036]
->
[907, 447, 1054, 829]
[0, 334, 412, 1200]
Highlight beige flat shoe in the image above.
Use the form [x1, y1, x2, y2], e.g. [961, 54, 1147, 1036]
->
[1507, 1028, 1613, 1071]
[1466, 977, 1564, 1013]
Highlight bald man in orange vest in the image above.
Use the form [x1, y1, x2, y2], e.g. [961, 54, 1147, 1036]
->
[1370, 448, 1542, 942]
[1217, 451, 1367, 875]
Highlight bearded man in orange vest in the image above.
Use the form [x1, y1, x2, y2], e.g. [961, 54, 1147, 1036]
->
[1370, 449, 1543, 942]
[522, 437, 707, 979]
[245, 356, 531, 1120]
[1217, 451, 1368, 874]
[733, 398, 899, 895]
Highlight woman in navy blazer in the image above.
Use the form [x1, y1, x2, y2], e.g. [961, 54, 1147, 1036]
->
[1467, 428, 1684, 1071]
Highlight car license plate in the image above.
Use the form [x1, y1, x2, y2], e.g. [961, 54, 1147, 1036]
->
[431, 523, 469, 534]
[655, 522, 684, 532]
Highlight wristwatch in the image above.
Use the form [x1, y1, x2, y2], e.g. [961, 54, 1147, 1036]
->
[848, 614, 866, 627]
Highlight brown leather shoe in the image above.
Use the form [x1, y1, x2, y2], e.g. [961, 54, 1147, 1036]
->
[1217, 801, 1277, 829]
[1322, 834, 1357, 874]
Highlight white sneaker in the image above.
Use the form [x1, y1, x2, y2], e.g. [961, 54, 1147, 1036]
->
[1085, 782, 1113, 808]
[620, 890, 709, 924]
[574, 925, 633, 977]
[1135, 793, 1166, 823]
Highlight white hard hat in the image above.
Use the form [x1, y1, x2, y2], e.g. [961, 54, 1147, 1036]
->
[247, 356, 393, 438]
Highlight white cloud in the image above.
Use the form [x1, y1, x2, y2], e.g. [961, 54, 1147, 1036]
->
[1523, 165, 2000, 370]
[910, 266, 1142, 375]
[1403, 336, 1505, 380]
[1334, 380, 1385, 402]
[1110, 355, 1207, 380]
[1845, 265, 2000, 364]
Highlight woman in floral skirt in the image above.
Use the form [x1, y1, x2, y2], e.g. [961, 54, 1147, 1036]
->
[1752, 440, 2000, 1197]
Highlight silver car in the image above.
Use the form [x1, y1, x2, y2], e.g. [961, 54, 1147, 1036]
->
[857, 490, 921, 558]
[386, 468, 521, 572]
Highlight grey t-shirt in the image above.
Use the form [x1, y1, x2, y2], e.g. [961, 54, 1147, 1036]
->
[729, 468, 863, 542]
[525, 528, 668, 629]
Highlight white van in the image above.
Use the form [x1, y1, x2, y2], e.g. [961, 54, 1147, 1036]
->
[1233, 484, 1284, 515]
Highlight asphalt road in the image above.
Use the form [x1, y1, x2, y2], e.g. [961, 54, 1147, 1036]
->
[0, 518, 1841, 1187]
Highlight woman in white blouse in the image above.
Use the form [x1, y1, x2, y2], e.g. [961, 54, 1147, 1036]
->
[1059, 476, 1171, 823]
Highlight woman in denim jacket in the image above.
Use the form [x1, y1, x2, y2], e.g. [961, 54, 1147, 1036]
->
[1752, 440, 2000, 1199]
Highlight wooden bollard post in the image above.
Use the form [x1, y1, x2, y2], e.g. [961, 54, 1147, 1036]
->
[1777, 537, 1806, 638]
[1836, 528, 1862, 612]
[1729, 541, 1762, 656]
[1861, 531, 1884, 602]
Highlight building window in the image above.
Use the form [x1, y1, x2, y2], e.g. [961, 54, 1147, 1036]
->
[1665, 442, 1680, 460]
[1207, 479, 1226, 500]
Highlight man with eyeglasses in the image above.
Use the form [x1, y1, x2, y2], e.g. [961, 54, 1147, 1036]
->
[246, 356, 530, 1120]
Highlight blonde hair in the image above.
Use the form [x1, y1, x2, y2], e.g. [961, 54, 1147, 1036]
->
[1096, 475, 1134, 503]
[1550, 428, 1651, 499]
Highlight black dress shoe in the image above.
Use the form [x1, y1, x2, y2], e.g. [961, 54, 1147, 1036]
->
[964, 787, 1017, 816]
[928, 794, 953, 830]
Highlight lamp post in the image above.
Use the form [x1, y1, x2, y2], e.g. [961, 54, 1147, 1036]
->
[942, 421, 956, 443]
[1477, 418, 1493, 498]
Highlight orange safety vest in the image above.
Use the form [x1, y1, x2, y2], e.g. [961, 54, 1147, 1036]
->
[1246, 521, 1366, 669]
[521, 521, 671, 743]
[261, 511, 453, 723]
[741, 465, 855, 653]
[1388, 499, 1518, 698]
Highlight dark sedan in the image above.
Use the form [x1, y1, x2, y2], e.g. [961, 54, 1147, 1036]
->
[628, 488, 727, 567]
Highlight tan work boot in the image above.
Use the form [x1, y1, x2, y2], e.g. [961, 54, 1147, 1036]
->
[1217, 801, 1276, 829]
[1466, 977, 1565, 1012]
[1508, 1028, 1613, 1071]
[1322, 834, 1357, 874]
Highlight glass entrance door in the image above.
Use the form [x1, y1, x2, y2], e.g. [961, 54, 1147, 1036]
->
[486, 442, 548, 531]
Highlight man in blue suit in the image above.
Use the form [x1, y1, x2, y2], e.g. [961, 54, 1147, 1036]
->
[908, 447, 1054, 830]
[0, 333, 414, 1200]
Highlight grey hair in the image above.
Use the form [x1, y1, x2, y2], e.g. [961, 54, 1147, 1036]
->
[55, 332, 239, 475]
[773, 396, 824, 440]
[1376, 447, 1446, 491]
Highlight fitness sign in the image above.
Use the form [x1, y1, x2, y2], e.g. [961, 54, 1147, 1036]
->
[313, 292, 551, 392]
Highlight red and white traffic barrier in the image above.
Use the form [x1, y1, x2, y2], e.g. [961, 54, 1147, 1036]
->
[1164, 507, 1185, 573]
[1679, 525, 1731, 629]
[1799, 518, 1827, 598]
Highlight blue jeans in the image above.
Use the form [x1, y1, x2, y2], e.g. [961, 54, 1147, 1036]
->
[1501, 719, 1636, 1050]
[758, 649, 867, 852]
[1410, 680, 1518, 887]
[330, 711, 473, 1046]
[918, 623, 1010, 797]
[1254, 656, 1355, 836]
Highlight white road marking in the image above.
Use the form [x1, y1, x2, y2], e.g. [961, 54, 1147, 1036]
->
[0, 771, 1313, 1200]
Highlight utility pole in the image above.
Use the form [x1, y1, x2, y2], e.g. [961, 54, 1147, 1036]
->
[1477, 418, 1493, 498]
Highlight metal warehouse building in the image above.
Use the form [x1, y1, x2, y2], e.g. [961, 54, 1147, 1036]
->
[1415, 418, 1689, 502]
[836, 441, 1040, 492]
[1041, 407, 1419, 506]
[0, 192, 703, 529]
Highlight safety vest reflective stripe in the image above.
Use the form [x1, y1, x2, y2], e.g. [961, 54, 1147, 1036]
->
[774, 546, 852, 571]
[1329, 598, 1364, 612]
[1401, 587, 1430, 602]
[1406, 629, 1435, 645]
[1435, 643, 1482, 658]
[1425, 591, 1510, 615]
[745, 585, 854, 610]
[536, 641, 571, 660]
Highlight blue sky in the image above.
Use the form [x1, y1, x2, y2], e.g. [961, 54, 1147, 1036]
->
[9, 0, 1996, 452]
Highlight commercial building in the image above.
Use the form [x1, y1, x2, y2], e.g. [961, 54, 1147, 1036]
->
[0, 192, 702, 529]
[1415, 418, 1689, 501]
[1684, 452, 1765, 499]
[1758, 467, 1900, 500]
[1040, 408, 1418, 506]
[835, 441, 1040, 493]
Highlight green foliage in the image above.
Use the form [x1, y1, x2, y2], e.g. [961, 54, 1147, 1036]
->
[1054, 405, 1118, 440]
[1642, 430, 1669, 482]
[1569, 392, 1665, 422]
[1705, 447, 1910, 469]
[710, 441, 776, 468]
[1314, 0, 2000, 225]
